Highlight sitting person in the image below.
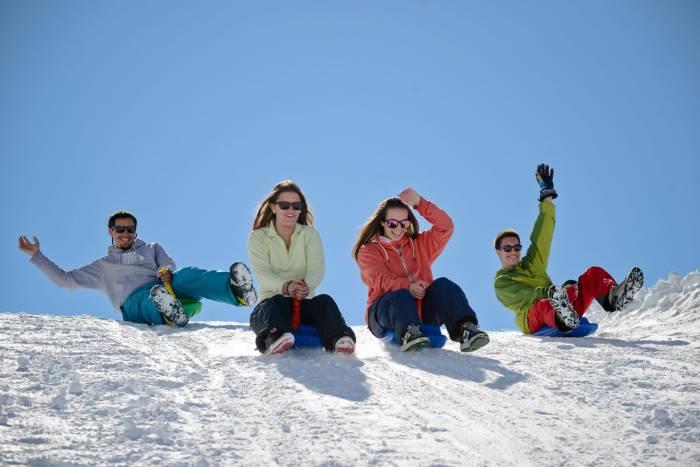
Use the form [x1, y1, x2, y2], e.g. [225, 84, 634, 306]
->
[247, 180, 356, 355]
[19, 210, 257, 327]
[494, 164, 644, 334]
[353, 188, 489, 352]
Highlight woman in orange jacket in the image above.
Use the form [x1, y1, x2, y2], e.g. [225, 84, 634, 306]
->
[352, 188, 489, 352]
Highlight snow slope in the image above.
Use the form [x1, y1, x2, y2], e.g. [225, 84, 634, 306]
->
[1, 270, 699, 466]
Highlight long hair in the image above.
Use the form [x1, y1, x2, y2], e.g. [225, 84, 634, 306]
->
[252, 180, 314, 230]
[352, 197, 420, 260]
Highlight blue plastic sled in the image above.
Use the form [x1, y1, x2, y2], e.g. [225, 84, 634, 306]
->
[292, 324, 323, 348]
[532, 317, 598, 337]
[382, 324, 448, 348]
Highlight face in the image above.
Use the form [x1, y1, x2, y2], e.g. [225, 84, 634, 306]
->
[271, 191, 304, 229]
[109, 217, 136, 250]
[381, 207, 411, 242]
[496, 236, 522, 268]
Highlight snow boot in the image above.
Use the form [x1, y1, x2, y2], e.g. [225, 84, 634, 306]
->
[229, 262, 258, 306]
[334, 336, 355, 355]
[609, 267, 644, 311]
[400, 324, 430, 352]
[548, 285, 580, 332]
[460, 322, 490, 352]
[150, 284, 189, 327]
[264, 330, 295, 355]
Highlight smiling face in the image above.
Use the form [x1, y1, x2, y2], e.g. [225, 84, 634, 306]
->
[271, 191, 304, 230]
[381, 207, 411, 242]
[496, 235, 522, 268]
[109, 217, 137, 250]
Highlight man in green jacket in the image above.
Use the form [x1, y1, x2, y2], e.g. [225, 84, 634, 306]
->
[493, 164, 644, 334]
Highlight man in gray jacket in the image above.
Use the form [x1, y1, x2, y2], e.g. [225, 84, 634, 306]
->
[19, 211, 257, 327]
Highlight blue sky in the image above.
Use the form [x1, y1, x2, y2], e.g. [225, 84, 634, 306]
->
[2, 1, 698, 331]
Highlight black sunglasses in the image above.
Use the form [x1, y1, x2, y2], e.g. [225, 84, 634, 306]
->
[500, 244, 522, 253]
[111, 225, 136, 234]
[275, 201, 305, 211]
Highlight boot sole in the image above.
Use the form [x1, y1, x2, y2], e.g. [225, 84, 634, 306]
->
[614, 267, 644, 311]
[548, 286, 580, 330]
[265, 333, 295, 355]
[230, 262, 258, 306]
[401, 336, 430, 352]
[150, 285, 188, 327]
[461, 333, 490, 352]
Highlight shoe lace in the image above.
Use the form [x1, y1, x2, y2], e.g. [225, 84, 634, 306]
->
[403, 324, 422, 341]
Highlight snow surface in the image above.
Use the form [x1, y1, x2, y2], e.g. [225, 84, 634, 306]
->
[1, 270, 699, 466]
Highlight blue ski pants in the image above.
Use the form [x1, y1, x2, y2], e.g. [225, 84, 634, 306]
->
[121, 267, 237, 325]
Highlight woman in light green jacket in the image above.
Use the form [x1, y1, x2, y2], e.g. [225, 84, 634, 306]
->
[248, 180, 356, 355]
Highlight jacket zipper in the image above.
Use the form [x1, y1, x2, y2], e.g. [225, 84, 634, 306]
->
[392, 246, 414, 282]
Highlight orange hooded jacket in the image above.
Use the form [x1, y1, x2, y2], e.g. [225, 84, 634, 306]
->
[356, 198, 454, 323]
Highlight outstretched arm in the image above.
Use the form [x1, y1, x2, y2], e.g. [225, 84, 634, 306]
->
[20, 235, 102, 290]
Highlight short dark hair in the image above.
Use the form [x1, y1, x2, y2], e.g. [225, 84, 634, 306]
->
[108, 211, 137, 229]
[494, 229, 520, 249]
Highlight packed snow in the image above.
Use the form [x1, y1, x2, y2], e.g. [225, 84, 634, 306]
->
[1, 270, 699, 466]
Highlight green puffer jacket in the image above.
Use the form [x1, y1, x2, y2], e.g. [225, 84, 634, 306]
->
[494, 202, 555, 333]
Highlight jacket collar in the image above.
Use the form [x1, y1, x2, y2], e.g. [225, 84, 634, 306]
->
[108, 238, 145, 255]
[265, 222, 303, 239]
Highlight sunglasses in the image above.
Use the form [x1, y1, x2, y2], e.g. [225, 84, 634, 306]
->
[500, 244, 522, 252]
[275, 201, 305, 211]
[111, 225, 136, 234]
[384, 219, 411, 229]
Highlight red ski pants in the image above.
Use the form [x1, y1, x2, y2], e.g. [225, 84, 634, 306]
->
[527, 266, 617, 333]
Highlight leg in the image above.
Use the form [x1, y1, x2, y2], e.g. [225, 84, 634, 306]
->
[571, 266, 617, 314]
[249, 295, 293, 352]
[368, 289, 421, 339]
[171, 267, 237, 305]
[300, 294, 355, 351]
[421, 277, 479, 341]
[527, 266, 613, 333]
[120, 284, 164, 325]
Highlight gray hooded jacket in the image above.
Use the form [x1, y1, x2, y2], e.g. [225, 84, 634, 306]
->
[30, 239, 176, 310]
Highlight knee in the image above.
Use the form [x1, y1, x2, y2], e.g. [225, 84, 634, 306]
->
[312, 294, 339, 311]
[430, 277, 463, 294]
[386, 289, 414, 305]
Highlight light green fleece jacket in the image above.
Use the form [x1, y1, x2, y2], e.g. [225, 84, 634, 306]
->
[247, 223, 325, 303]
[494, 201, 556, 333]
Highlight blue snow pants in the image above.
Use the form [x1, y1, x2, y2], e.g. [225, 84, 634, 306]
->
[120, 267, 237, 325]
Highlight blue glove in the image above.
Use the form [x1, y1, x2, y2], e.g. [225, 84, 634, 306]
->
[536, 163, 558, 201]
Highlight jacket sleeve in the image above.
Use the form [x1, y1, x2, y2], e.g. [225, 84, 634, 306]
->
[520, 201, 556, 275]
[30, 250, 103, 291]
[494, 274, 541, 316]
[303, 228, 325, 291]
[154, 243, 177, 271]
[357, 244, 411, 293]
[414, 198, 454, 263]
[247, 231, 287, 296]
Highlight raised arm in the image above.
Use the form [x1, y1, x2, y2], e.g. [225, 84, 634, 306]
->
[400, 189, 454, 263]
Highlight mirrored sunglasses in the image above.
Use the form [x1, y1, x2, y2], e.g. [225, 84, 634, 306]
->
[384, 219, 411, 229]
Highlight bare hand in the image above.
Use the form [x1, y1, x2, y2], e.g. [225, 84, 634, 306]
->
[398, 188, 421, 207]
[286, 280, 308, 299]
[158, 267, 173, 283]
[408, 281, 426, 299]
[294, 280, 309, 300]
[18, 236, 40, 256]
